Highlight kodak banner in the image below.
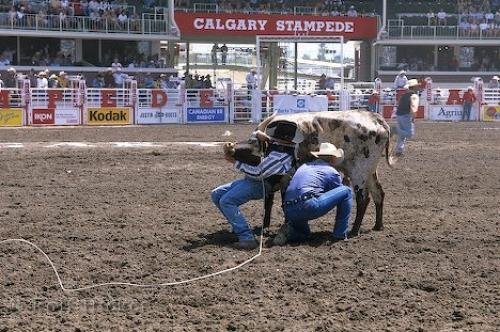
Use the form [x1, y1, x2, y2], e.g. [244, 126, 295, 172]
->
[87, 107, 131, 125]
[0, 108, 23, 127]
[482, 106, 500, 122]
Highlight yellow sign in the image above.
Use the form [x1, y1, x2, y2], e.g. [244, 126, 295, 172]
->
[0, 108, 23, 127]
[482, 106, 500, 122]
[87, 107, 131, 125]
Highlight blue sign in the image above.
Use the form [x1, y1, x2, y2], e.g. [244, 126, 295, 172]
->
[186, 107, 226, 123]
[297, 98, 306, 108]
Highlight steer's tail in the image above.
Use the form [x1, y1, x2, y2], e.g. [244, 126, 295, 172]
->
[385, 124, 398, 168]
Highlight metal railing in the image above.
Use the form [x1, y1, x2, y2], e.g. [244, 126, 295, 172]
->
[0, 13, 175, 35]
[385, 24, 499, 40]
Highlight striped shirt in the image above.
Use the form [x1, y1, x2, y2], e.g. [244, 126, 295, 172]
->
[234, 150, 294, 181]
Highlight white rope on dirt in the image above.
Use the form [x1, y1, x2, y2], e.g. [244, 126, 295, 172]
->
[0, 180, 267, 293]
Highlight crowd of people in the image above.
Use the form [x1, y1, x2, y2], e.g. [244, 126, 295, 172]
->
[0, 0, 168, 33]
[175, 0, 373, 16]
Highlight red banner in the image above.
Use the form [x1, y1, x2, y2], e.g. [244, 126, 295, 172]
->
[174, 12, 377, 39]
[32, 108, 55, 125]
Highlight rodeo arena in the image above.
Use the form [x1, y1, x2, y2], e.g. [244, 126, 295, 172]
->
[1, 0, 500, 330]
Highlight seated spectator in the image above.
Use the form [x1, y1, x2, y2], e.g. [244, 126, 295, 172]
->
[36, 71, 48, 89]
[437, 9, 447, 25]
[488, 76, 500, 89]
[394, 70, 408, 89]
[58, 71, 70, 88]
[346, 5, 357, 17]
[48, 74, 59, 88]
[91, 73, 105, 88]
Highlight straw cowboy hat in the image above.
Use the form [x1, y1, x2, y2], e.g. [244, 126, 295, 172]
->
[492, 75, 499, 80]
[405, 79, 420, 89]
[311, 143, 344, 159]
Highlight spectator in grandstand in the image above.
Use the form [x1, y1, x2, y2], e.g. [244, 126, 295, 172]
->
[113, 67, 128, 87]
[346, 5, 357, 17]
[36, 71, 49, 89]
[246, 68, 257, 99]
[395, 79, 420, 157]
[4, 67, 17, 88]
[48, 74, 58, 88]
[488, 75, 500, 88]
[212, 125, 296, 250]
[91, 73, 105, 88]
[462, 87, 476, 121]
[203, 75, 213, 89]
[211, 44, 218, 65]
[0, 52, 10, 66]
[318, 73, 327, 90]
[111, 58, 122, 69]
[27, 68, 37, 88]
[220, 44, 228, 65]
[272, 143, 352, 246]
[437, 9, 447, 25]
[144, 75, 155, 89]
[394, 70, 408, 89]
[57, 71, 70, 88]
[103, 68, 115, 88]
[0, 75, 4, 89]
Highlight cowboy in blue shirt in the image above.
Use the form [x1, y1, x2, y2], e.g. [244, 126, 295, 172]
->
[212, 127, 296, 250]
[273, 143, 353, 245]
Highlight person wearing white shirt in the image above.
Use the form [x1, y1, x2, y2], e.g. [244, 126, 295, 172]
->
[37, 72, 49, 89]
[111, 58, 122, 69]
[394, 70, 408, 89]
[347, 6, 357, 17]
[113, 68, 126, 87]
[437, 10, 446, 25]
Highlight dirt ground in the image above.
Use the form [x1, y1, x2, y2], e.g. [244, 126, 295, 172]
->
[0, 121, 499, 332]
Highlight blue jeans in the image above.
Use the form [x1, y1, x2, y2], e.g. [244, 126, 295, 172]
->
[283, 185, 353, 241]
[462, 102, 472, 121]
[211, 177, 265, 241]
[396, 113, 415, 154]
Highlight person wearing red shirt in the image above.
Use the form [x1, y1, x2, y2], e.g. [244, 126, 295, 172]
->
[462, 87, 477, 121]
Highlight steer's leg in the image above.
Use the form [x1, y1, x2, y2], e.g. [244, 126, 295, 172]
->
[367, 171, 385, 231]
[349, 187, 370, 237]
[263, 192, 274, 230]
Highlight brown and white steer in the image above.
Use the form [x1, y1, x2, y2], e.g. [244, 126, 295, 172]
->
[265, 110, 395, 235]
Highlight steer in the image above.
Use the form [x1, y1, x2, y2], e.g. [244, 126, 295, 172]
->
[265, 110, 395, 235]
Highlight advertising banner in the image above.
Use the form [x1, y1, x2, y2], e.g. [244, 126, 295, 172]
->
[186, 107, 226, 123]
[429, 105, 464, 121]
[0, 108, 23, 127]
[482, 105, 500, 121]
[136, 109, 179, 124]
[273, 95, 328, 114]
[174, 12, 377, 39]
[86, 107, 131, 125]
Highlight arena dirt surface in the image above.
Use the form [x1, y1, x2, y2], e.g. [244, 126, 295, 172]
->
[0, 121, 499, 331]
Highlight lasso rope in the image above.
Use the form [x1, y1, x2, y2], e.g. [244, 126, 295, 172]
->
[0, 180, 267, 292]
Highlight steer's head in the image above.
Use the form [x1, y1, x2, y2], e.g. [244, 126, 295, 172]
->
[222, 115, 276, 166]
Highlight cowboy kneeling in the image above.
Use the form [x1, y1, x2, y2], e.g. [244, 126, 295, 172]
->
[273, 143, 353, 245]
